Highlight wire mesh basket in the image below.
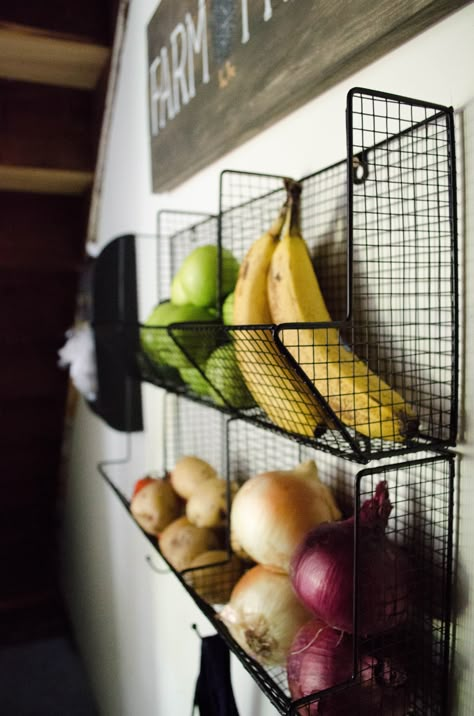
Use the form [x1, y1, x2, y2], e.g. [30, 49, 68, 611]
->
[215, 89, 458, 462]
[94, 88, 458, 462]
[97, 393, 454, 716]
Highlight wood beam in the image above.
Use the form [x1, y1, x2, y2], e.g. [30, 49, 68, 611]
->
[0, 24, 109, 89]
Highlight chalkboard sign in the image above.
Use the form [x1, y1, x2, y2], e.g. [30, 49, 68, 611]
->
[147, 0, 467, 192]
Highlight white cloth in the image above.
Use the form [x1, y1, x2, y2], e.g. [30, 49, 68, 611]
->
[58, 322, 98, 401]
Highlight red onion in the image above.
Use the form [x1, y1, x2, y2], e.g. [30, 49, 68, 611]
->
[290, 481, 410, 636]
[287, 619, 383, 715]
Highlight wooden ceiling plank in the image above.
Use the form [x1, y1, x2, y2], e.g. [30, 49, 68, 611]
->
[0, 25, 109, 88]
[0, 192, 88, 270]
[0, 166, 93, 195]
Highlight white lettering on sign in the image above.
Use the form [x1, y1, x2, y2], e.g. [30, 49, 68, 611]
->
[186, 0, 210, 99]
[170, 22, 189, 114]
[241, 0, 289, 44]
[150, 0, 292, 135]
[149, 0, 209, 136]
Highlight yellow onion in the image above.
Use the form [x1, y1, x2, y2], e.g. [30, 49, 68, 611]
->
[230, 460, 341, 573]
[170, 455, 218, 499]
[219, 564, 311, 666]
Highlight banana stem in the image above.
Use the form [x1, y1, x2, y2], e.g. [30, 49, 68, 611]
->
[268, 177, 296, 238]
[283, 179, 303, 239]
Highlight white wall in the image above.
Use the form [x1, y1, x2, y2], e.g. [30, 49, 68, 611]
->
[62, 2, 474, 714]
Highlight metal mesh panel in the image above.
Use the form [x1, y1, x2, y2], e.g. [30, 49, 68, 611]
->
[348, 89, 458, 451]
[93, 89, 457, 463]
[98, 400, 454, 715]
[94, 87, 457, 715]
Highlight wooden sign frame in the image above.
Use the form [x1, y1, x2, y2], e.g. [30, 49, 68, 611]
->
[147, 0, 468, 192]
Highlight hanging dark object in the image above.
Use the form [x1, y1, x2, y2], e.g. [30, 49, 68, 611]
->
[193, 633, 240, 716]
[90, 234, 143, 432]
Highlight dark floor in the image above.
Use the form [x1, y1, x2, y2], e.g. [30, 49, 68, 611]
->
[0, 637, 99, 716]
[0, 597, 98, 716]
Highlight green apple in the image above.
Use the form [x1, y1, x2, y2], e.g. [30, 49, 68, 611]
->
[141, 301, 217, 369]
[171, 245, 239, 309]
[179, 367, 211, 397]
[222, 291, 235, 326]
[205, 343, 255, 408]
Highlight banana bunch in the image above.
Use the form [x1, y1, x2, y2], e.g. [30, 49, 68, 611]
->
[266, 180, 419, 442]
[232, 186, 328, 438]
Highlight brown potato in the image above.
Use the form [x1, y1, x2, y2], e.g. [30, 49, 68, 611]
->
[186, 478, 239, 528]
[159, 516, 221, 572]
[130, 477, 181, 535]
[170, 456, 218, 500]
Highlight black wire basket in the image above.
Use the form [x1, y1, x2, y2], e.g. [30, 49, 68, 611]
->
[92, 87, 458, 462]
[97, 392, 454, 716]
[92, 85, 458, 716]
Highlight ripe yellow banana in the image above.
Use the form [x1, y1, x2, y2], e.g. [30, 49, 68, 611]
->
[232, 186, 328, 438]
[267, 182, 419, 443]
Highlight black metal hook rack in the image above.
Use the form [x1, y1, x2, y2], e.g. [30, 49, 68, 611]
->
[93, 87, 459, 715]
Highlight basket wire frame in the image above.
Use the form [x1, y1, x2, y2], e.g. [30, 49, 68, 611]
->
[93, 88, 458, 463]
[97, 393, 454, 716]
[93, 86, 458, 715]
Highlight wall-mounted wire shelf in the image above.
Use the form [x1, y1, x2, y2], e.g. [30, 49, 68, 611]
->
[97, 393, 454, 716]
[92, 87, 458, 463]
[93, 86, 458, 716]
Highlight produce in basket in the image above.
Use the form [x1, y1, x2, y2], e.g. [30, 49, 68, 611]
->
[219, 564, 311, 667]
[183, 550, 243, 604]
[179, 366, 211, 397]
[186, 477, 239, 529]
[267, 180, 419, 443]
[170, 456, 219, 500]
[287, 619, 394, 716]
[290, 480, 410, 636]
[130, 475, 182, 535]
[171, 244, 240, 309]
[230, 459, 341, 573]
[222, 290, 235, 325]
[159, 516, 221, 572]
[205, 343, 256, 408]
[232, 182, 328, 437]
[140, 300, 217, 370]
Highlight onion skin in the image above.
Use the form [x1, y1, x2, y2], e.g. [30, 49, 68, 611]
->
[230, 460, 341, 573]
[219, 564, 312, 666]
[287, 619, 382, 716]
[290, 481, 410, 637]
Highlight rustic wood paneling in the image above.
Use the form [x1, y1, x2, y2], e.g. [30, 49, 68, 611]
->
[0, 26, 110, 89]
[1, 399, 67, 441]
[0, 1, 113, 45]
[0, 1, 126, 643]
[0, 80, 95, 172]
[0, 167, 94, 195]
[0, 193, 87, 270]
[0, 341, 69, 399]
[0, 270, 79, 339]
[0, 440, 63, 490]
[147, 0, 470, 191]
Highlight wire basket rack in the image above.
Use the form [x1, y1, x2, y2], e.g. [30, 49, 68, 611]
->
[97, 392, 454, 716]
[96, 88, 459, 463]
